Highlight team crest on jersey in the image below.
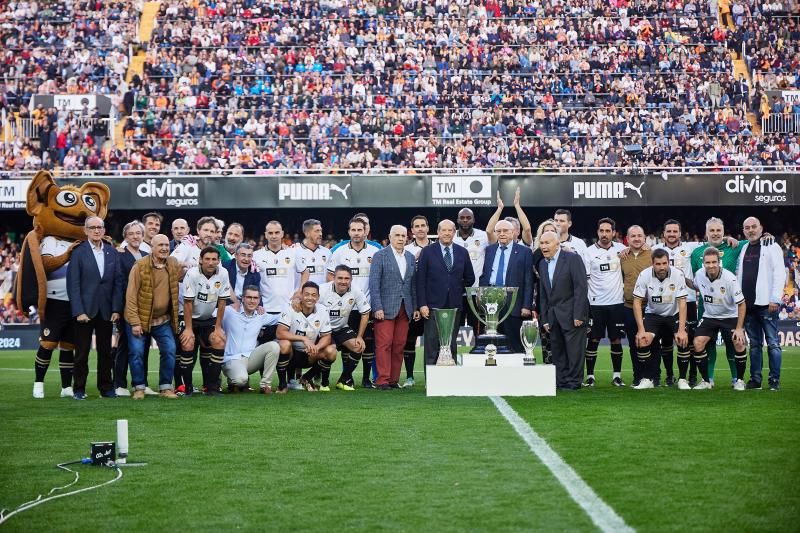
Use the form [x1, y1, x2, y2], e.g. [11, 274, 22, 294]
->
[669, 284, 675, 290]
[474, 240, 480, 245]
[314, 320, 320, 328]
[720, 287, 726, 294]
[719, 251, 725, 257]
[214, 281, 221, 288]
[680, 250, 686, 256]
[348, 298, 354, 305]
[284, 257, 291, 264]
[43, 328, 50, 337]
[367, 257, 372, 263]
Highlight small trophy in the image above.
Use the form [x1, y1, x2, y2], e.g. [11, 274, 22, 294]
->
[433, 308, 458, 366]
[485, 343, 498, 367]
[520, 320, 538, 366]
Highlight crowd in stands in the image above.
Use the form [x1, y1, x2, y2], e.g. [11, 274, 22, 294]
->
[1, 0, 799, 172]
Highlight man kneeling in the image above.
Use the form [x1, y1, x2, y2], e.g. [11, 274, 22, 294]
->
[222, 286, 280, 394]
[276, 282, 337, 392]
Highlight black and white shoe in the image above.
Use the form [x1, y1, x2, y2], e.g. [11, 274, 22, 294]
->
[582, 376, 595, 388]
[611, 377, 625, 387]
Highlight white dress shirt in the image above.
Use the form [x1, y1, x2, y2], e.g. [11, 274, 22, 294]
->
[392, 247, 407, 278]
[90, 241, 105, 278]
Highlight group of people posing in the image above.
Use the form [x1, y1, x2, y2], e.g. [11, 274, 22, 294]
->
[31, 194, 785, 399]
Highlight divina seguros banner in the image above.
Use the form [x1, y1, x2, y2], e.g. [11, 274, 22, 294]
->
[0, 173, 795, 210]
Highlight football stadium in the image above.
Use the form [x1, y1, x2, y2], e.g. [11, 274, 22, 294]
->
[1, 0, 799, 530]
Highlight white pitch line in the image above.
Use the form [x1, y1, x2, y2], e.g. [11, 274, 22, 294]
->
[490, 396, 634, 533]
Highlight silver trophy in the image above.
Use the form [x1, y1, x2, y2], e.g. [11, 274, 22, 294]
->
[485, 343, 498, 366]
[465, 286, 519, 354]
[432, 308, 458, 366]
[520, 320, 538, 366]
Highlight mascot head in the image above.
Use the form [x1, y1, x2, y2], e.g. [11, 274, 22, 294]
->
[26, 170, 110, 240]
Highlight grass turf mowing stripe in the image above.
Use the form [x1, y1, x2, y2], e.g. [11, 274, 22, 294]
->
[490, 396, 634, 533]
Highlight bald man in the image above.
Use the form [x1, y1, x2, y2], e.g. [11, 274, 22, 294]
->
[369, 225, 418, 388]
[737, 217, 785, 390]
[416, 220, 476, 366]
[170, 218, 189, 252]
[620, 225, 656, 386]
[538, 231, 589, 390]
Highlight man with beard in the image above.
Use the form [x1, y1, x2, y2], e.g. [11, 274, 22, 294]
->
[328, 217, 380, 388]
[553, 209, 588, 260]
[223, 223, 245, 256]
[296, 219, 330, 286]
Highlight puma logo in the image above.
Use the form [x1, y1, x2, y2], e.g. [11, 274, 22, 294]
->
[624, 181, 645, 198]
[330, 183, 351, 200]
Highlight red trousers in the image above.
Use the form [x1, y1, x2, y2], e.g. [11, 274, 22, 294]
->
[374, 306, 409, 386]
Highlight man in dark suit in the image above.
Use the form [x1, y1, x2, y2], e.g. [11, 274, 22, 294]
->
[66, 216, 124, 399]
[223, 243, 261, 304]
[479, 220, 534, 352]
[369, 225, 418, 389]
[538, 231, 589, 390]
[416, 219, 476, 365]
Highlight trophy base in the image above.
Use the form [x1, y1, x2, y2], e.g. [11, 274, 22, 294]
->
[470, 334, 512, 354]
[522, 357, 536, 366]
[485, 357, 497, 367]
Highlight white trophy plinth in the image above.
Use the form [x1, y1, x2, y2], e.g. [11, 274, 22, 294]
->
[426, 354, 556, 397]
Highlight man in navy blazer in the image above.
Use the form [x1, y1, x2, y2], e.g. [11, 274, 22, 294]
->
[479, 220, 534, 352]
[66, 216, 124, 399]
[369, 225, 419, 388]
[537, 231, 589, 390]
[223, 243, 261, 304]
[416, 219, 476, 365]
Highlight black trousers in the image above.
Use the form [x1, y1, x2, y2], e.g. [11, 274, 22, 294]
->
[423, 311, 461, 366]
[550, 321, 586, 390]
[74, 317, 114, 393]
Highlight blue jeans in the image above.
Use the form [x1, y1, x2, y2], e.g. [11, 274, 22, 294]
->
[744, 307, 781, 384]
[127, 322, 176, 390]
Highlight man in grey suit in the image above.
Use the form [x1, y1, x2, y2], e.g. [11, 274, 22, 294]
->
[369, 225, 419, 389]
[538, 231, 589, 390]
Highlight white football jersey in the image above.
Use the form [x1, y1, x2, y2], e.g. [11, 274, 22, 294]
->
[171, 242, 202, 309]
[560, 234, 588, 260]
[633, 267, 689, 316]
[453, 229, 488, 288]
[183, 266, 231, 321]
[693, 268, 744, 320]
[278, 304, 332, 352]
[404, 239, 431, 262]
[327, 243, 380, 298]
[295, 243, 330, 285]
[40, 236, 73, 301]
[584, 242, 626, 305]
[319, 281, 371, 329]
[253, 247, 300, 312]
[654, 242, 702, 302]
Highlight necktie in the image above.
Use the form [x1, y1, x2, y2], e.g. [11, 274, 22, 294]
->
[444, 246, 452, 271]
[495, 245, 507, 286]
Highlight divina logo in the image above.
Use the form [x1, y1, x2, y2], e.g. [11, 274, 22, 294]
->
[725, 175, 786, 193]
[136, 179, 199, 207]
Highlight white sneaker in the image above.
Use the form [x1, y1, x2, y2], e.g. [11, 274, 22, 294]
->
[633, 378, 654, 390]
[287, 379, 303, 391]
[677, 379, 691, 390]
[115, 387, 131, 397]
[60, 386, 74, 398]
[143, 386, 159, 396]
[709, 379, 715, 388]
[33, 382, 45, 399]
[693, 380, 713, 390]
[732, 379, 746, 391]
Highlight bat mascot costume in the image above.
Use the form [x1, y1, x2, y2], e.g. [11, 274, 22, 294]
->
[15, 170, 110, 398]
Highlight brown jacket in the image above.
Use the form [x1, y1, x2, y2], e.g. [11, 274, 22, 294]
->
[124, 255, 181, 333]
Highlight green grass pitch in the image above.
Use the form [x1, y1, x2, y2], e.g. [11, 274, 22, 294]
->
[1, 347, 798, 531]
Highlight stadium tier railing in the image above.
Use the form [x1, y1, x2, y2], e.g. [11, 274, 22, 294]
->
[2, 166, 798, 179]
